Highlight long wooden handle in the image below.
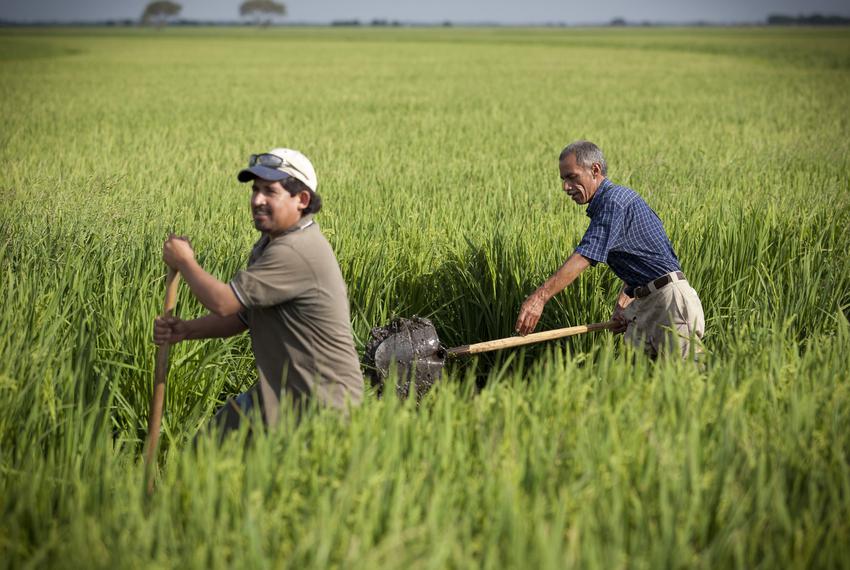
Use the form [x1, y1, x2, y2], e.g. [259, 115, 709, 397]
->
[446, 321, 615, 357]
[144, 267, 181, 495]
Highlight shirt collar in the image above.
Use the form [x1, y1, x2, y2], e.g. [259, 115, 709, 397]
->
[293, 214, 314, 232]
[585, 178, 612, 218]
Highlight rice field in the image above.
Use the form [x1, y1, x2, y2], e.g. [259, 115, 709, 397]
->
[1, 25, 850, 568]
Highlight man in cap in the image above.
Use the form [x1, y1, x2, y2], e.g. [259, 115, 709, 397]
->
[515, 140, 705, 359]
[153, 148, 363, 431]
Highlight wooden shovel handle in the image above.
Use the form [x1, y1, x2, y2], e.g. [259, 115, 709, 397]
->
[447, 321, 615, 357]
[144, 267, 180, 494]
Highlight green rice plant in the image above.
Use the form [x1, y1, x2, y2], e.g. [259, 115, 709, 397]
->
[1, 26, 849, 569]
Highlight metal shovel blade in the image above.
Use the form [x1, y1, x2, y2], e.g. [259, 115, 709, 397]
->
[363, 317, 446, 400]
[363, 316, 616, 402]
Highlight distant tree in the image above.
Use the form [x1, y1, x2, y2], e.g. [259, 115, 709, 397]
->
[240, 0, 286, 27]
[767, 14, 792, 25]
[767, 13, 850, 25]
[609, 17, 627, 26]
[141, 1, 182, 28]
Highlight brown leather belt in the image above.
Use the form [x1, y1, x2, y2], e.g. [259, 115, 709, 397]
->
[634, 271, 686, 299]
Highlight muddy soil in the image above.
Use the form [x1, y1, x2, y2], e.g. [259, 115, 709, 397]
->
[362, 316, 444, 401]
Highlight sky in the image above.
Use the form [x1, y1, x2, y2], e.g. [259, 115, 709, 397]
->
[2, 0, 849, 25]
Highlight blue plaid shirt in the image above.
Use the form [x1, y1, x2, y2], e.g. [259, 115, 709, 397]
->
[574, 178, 681, 295]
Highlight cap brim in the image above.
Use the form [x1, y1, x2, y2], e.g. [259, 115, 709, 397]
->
[237, 165, 291, 183]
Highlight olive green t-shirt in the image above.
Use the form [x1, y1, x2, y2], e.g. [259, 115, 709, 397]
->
[229, 215, 363, 424]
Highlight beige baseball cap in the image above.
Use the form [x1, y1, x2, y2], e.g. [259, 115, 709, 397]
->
[237, 148, 318, 192]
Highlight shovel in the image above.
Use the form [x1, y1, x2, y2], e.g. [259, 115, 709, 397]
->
[144, 267, 180, 495]
[364, 317, 615, 399]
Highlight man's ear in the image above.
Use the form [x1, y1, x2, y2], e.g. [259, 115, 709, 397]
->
[297, 190, 311, 210]
[591, 162, 602, 178]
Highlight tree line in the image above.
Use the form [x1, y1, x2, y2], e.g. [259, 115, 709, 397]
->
[139, 3, 850, 28]
[142, 0, 286, 27]
[766, 13, 850, 25]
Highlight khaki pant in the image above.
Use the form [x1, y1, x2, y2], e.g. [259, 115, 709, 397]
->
[622, 278, 705, 359]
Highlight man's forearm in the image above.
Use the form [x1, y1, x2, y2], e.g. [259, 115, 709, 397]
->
[609, 284, 633, 333]
[177, 258, 244, 317]
[515, 252, 592, 335]
[538, 252, 591, 300]
[185, 313, 248, 340]
[615, 284, 633, 310]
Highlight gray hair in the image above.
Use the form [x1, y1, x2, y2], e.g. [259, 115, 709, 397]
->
[559, 140, 608, 176]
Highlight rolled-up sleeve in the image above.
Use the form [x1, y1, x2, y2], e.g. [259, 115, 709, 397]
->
[230, 242, 314, 309]
[574, 203, 625, 265]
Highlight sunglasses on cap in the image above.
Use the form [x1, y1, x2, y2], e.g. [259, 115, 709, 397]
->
[248, 153, 307, 177]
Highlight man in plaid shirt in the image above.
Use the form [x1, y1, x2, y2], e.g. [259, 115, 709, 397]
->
[515, 140, 704, 359]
